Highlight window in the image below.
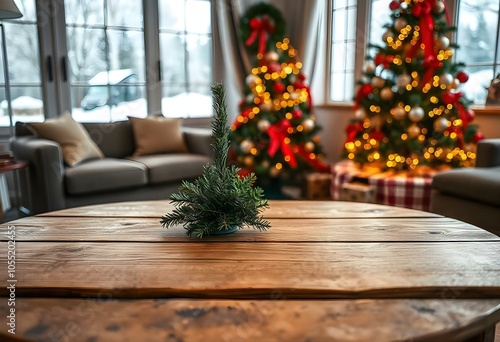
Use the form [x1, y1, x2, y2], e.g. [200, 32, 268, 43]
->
[1, 0, 44, 131]
[64, 0, 146, 122]
[158, 0, 212, 118]
[329, 0, 500, 106]
[329, 0, 357, 102]
[0, 0, 214, 137]
[455, 0, 500, 104]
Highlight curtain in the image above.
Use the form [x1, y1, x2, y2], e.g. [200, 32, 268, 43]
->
[212, 0, 327, 120]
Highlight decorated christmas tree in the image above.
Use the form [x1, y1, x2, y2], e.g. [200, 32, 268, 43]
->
[344, 0, 484, 172]
[232, 3, 329, 188]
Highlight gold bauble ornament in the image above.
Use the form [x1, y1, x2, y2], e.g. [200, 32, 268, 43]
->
[240, 139, 254, 153]
[371, 77, 385, 88]
[363, 61, 376, 74]
[433, 117, 449, 132]
[397, 74, 411, 89]
[246, 74, 258, 87]
[355, 108, 366, 120]
[391, 107, 406, 120]
[302, 119, 315, 132]
[436, 36, 450, 50]
[382, 29, 395, 43]
[380, 87, 394, 100]
[257, 119, 271, 132]
[370, 115, 382, 129]
[304, 141, 315, 152]
[244, 156, 254, 166]
[264, 51, 279, 62]
[449, 78, 461, 89]
[260, 102, 272, 112]
[290, 91, 300, 100]
[439, 73, 453, 86]
[394, 17, 408, 31]
[409, 106, 425, 122]
[408, 124, 420, 138]
[433, 0, 445, 13]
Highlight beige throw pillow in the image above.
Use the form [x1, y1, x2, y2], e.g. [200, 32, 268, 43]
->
[27, 112, 104, 167]
[129, 116, 188, 156]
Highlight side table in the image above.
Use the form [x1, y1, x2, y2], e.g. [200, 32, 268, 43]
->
[0, 160, 31, 218]
[331, 160, 435, 211]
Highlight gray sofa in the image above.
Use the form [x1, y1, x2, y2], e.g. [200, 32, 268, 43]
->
[10, 120, 213, 214]
[430, 139, 500, 236]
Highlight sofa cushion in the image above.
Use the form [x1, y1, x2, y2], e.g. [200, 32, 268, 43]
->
[128, 154, 210, 184]
[432, 166, 500, 206]
[65, 158, 148, 195]
[129, 116, 188, 156]
[27, 112, 104, 167]
[83, 121, 135, 158]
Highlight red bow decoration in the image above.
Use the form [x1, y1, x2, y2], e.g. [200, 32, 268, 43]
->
[345, 123, 363, 143]
[245, 17, 275, 55]
[446, 125, 464, 149]
[267, 119, 297, 168]
[233, 108, 253, 129]
[441, 91, 473, 129]
[407, 0, 442, 86]
[374, 54, 394, 68]
[354, 84, 373, 110]
[296, 145, 331, 173]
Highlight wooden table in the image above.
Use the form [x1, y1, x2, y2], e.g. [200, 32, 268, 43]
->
[1, 200, 499, 341]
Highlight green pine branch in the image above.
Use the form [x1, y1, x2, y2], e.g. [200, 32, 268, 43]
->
[160, 83, 270, 238]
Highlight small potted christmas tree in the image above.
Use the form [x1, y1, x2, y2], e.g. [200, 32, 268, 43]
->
[160, 83, 271, 238]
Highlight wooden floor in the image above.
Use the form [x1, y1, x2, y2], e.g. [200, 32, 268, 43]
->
[496, 323, 500, 342]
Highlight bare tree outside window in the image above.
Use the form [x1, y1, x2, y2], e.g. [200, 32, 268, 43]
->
[0, 0, 44, 127]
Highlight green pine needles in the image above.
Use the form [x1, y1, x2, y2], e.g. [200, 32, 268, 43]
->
[160, 83, 270, 238]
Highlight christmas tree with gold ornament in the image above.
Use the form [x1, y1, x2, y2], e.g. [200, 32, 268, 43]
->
[343, 0, 484, 173]
[231, 38, 329, 186]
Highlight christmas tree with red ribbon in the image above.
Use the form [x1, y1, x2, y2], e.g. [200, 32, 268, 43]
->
[232, 3, 329, 185]
[344, 0, 484, 172]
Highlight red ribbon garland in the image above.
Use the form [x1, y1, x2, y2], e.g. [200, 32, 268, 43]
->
[442, 92, 472, 129]
[407, 0, 442, 86]
[345, 123, 363, 143]
[245, 17, 275, 55]
[354, 84, 373, 110]
[296, 145, 331, 173]
[267, 119, 297, 168]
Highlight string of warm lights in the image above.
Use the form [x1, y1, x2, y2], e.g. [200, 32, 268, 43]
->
[344, 0, 482, 172]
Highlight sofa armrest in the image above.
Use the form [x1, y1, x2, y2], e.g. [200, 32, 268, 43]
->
[10, 136, 66, 213]
[182, 127, 214, 159]
[476, 139, 500, 168]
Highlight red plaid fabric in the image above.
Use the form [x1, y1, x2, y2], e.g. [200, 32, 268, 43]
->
[331, 160, 435, 211]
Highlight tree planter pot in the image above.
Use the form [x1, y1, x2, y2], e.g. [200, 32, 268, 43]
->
[209, 225, 239, 235]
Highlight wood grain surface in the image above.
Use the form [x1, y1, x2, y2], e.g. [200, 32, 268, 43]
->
[0, 200, 498, 341]
[1, 298, 498, 342]
[1, 241, 499, 299]
[36, 200, 442, 218]
[2, 216, 497, 242]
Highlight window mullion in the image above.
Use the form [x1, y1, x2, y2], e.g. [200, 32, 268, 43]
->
[143, 0, 161, 116]
[49, 0, 71, 116]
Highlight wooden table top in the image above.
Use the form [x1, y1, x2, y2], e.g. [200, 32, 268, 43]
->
[1, 200, 499, 342]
